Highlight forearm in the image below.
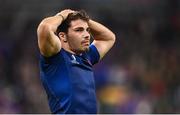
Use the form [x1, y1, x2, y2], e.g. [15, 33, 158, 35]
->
[38, 15, 63, 34]
[37, 12, 66, 57]
[88, 19, 115, 41]
[38, 9, 74, 35]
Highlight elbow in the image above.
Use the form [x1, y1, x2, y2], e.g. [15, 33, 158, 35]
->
[111, 32, 116, 44]
[37, 20, 51, 35]
[37, 16, 56, 35]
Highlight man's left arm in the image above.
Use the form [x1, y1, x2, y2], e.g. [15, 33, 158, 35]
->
[88, 19, 116, 60]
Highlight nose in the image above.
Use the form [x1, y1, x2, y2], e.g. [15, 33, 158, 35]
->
[83, 31, 90, 40]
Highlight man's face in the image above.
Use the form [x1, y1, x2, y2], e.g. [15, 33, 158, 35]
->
[66, 19, 90, 54]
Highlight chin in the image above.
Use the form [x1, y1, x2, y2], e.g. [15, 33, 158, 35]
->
[84, 47, 89, 52]
[79, 47, 89, 53]
[74, 47, 89, 54]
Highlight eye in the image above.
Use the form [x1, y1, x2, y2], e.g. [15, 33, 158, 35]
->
[74, 28, 84, 32]
[86, 28, 90, 33]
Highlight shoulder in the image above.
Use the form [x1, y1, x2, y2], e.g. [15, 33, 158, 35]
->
[85, 44, 100, 65]
[39, 48, 68, 64]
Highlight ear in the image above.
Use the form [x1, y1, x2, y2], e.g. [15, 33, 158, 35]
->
[59, 32, 67, 42]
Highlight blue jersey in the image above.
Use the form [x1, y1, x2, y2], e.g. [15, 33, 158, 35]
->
[39, 44, 100, 114]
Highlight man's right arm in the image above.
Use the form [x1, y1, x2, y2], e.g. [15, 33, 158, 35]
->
[37, 9, 74, 57]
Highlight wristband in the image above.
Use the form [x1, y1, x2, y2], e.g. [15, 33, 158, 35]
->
[57, 14, 65, 21]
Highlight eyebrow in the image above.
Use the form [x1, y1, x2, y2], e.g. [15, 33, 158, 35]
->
[73, 27, 90, 31]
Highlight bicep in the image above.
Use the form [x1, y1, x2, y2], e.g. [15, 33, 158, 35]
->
[37, 25, 61, 57]
[92, 39, 115, 60]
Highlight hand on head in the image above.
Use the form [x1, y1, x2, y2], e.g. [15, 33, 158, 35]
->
[57, 9, 75, 20]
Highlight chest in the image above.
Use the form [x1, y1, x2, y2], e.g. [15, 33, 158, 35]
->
[66, 54, 95, 89]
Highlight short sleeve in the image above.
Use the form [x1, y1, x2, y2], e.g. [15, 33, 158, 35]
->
[39, 50, 64, 65]
[87, 44, 100, 65]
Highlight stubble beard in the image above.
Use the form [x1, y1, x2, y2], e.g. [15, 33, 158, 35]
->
[71, 46, 89, 54]
[78, 46, 90, 53]
[84, 46, 90, 52]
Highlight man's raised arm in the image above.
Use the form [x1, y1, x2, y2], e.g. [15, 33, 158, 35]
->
[89, 19, 116, 60]
[37, 9, 74, 57]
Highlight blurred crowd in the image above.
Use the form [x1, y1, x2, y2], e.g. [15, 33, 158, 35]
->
[0, 0, 179, 113]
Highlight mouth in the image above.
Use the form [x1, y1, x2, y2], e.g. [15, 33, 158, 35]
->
[81, 40, 90, 46]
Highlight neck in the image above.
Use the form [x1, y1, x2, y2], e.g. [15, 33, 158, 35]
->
[62, 43, 75, 54]
[61, 42, 85, 55]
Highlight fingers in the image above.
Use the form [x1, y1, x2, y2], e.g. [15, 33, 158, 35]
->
[58, 9, 75, 20]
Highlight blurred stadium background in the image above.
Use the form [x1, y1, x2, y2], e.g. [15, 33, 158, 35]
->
[0, 0, 180, 113]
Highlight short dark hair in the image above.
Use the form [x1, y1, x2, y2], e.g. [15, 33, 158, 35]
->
[56, 10, 90, 34]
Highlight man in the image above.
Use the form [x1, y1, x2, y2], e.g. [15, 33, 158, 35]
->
[37, 9, 116, 113]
